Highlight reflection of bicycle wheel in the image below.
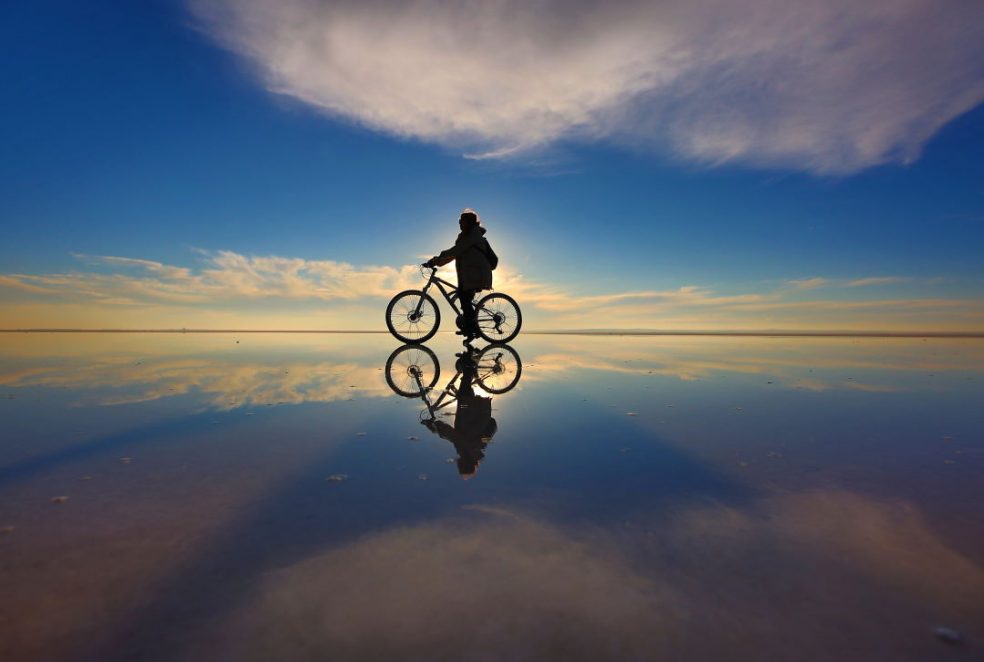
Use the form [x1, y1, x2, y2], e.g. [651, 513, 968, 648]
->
[474, 293, 522, 344]
[385, 345, 441, 397]
[475, 344, 522, 394]
[386, 290, 441, 344]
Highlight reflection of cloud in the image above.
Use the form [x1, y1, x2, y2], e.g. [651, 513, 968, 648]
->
[207, 509, 672, 660]
[0, 357, 389, 409]
[191, 0, 984, 174]
[202, 492, 984, 660]
[1, 336, 979, 405]
[671, 491, 984, 614]
[789, 378, 900, 393]
[521, 336, 984, 390]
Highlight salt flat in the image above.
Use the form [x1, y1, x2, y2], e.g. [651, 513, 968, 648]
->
[1, 333, 982, 661]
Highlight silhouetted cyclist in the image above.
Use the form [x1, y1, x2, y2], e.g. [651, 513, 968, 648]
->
[424, 209, 495, 339]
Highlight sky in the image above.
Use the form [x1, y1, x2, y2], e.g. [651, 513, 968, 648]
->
[1, 0, 983, 332]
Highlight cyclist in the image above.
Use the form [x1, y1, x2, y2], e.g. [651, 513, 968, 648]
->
[424, 209, 494, 339]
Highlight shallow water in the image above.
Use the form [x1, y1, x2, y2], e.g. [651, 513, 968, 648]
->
[1, 332, 982, 661]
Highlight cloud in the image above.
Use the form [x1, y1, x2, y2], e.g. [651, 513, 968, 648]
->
[0, 251, 422, 306]
[787, 276, 908, 290]
[788, 277, 830, 291]
[190, 0, 984, 173]
[1, 250, 982, 331]
[846, 276, 907, 288]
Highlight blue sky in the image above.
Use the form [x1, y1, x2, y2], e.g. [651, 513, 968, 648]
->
[2, 0, 983, 330]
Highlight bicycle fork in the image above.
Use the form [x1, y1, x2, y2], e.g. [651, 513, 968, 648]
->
[411, 281, 433, 322]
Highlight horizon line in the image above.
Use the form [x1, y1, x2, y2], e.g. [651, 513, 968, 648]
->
[2, 328, 983, 338]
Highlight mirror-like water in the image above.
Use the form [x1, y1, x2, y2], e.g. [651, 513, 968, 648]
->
[1, 333, 982, 661]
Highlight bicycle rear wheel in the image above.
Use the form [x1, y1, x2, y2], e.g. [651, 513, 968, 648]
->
[475, 344, 522, 394]
[386, 290, 441, 343]
[385, 344, 441, 397]
[474, 293, 521, 344]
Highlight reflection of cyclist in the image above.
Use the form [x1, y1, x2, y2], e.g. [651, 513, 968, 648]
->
[424, 209, 494, 339]
[423, 352, 498, 478]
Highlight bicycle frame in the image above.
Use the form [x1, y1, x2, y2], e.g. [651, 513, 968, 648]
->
[409, 362, 462, 420]
[388, 265, 516, 343]
[414, 267, 463, 317]
[406, 346, 514, 420]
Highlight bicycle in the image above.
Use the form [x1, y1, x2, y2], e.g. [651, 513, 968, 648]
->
[385, 265, 522, 344]
[384, 342, 523, 404]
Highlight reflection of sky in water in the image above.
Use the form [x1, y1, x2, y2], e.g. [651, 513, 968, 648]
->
[1, 333, 982, 661]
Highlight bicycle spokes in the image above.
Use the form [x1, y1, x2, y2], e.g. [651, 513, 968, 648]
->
[386, 292, 439, 342]
[385, 344, 440, 397]
[474, 293, 521, 343]
[475, 345, 522, 393]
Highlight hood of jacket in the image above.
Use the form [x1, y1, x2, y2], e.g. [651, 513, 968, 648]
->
[458, 226, 486, 241]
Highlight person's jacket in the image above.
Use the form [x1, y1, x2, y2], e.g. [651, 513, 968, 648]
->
[437, 226, 493, 291]
[429, 388, 497, 475]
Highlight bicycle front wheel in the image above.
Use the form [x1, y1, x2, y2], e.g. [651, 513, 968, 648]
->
[474, 293, 521, 344]
[386, 290, 441, 343]
[385, 344, 441, 397]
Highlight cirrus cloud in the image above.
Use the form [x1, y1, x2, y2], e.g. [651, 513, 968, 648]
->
[189, 0, 984, 173]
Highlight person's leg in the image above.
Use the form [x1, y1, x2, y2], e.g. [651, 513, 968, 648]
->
[460, 289, 478, 335]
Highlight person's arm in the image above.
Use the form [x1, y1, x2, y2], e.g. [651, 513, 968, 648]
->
[427, 253, 454, 267]
[424, 419, 468, 444]
[428, 233, 482, 266]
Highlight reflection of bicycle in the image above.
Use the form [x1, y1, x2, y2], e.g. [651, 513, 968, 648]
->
[385, 343, 522, 408]
[386, 343, 520, 479]
[386, 265, 522, 344]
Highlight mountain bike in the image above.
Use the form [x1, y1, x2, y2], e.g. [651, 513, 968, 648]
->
[385, 265, 522, 344]
[384, 343, 523, 403]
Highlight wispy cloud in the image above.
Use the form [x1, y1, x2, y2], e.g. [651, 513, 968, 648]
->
[190, 0, 984, 173]
[786, 276, 908, 290]
[788, 277, 830, 291]
[846, 277, 907, 288]
[2, 251, 422, 306]
[1, 251, 981, 330]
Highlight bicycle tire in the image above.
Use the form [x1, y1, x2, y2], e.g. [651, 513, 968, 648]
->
[475, 344, 522, 394]
[386, 290, 441, 344]
[474, 292, 522, 344]
[385, 344, 441, 397]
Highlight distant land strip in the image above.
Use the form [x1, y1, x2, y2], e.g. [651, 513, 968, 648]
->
[2, 329, 983, 338]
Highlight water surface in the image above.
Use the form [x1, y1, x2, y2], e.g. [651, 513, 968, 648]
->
[1, 333, 982, 660]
